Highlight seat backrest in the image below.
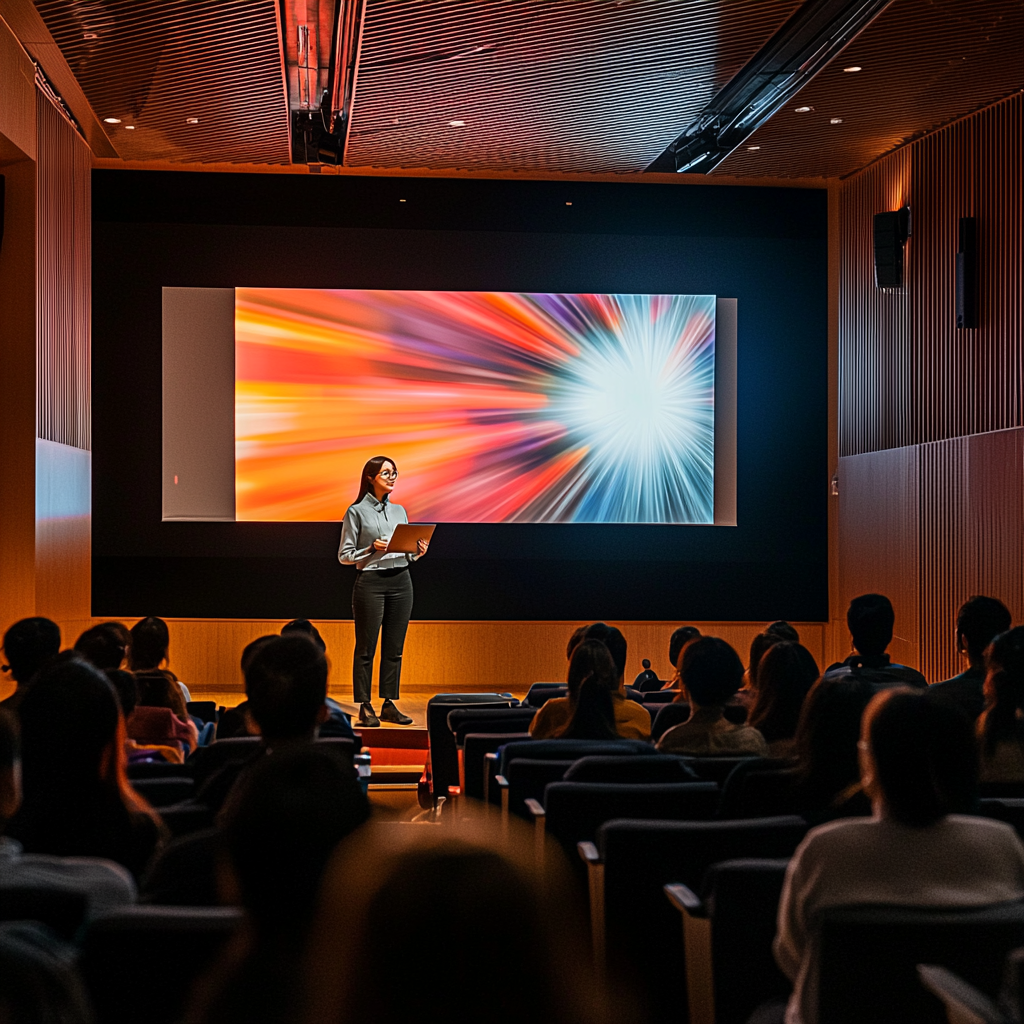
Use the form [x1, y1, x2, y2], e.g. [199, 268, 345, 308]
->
[185, 700, 217, 724]
[979, 799, 1024, 839]
[78, 905, 243, 1024]
[448, 707, 537, 747]
[717, 760, 800, 819]
[140, 829, 222, 907]
[544, 781, 719, 858]
[524, 683, 567, 708]
[979, 781, 1024, 800]
[563, 754, 696, 784]
[816, 901, 1024, 1024]
[504, 759, 574, 819]
[127, 760, 195, 780]
[684, 756, 762, 786]
[426, 695, 516, 798]
[189, 737, 263, 785]
[497, 738, 656, 776]
[315, 736, 357, 762]
[642, 691, 680, 704]
[463, 731, 530, 802]
[702, 858, 792, 1024]
[130, 777, 195, 807]
[652, 702, 690, 740]
[598, 816, 809, 1024]
[0, 886, 89, 941]
[157, 802, 216, 838]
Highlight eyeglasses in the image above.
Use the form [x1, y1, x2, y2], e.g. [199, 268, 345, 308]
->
[379, 470, 398, 480]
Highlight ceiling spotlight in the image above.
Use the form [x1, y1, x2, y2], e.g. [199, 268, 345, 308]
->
[831, 117, 843, 124]
[103, 117, 121, 124]
[124, 124, 135, 130]
[83, 32, 98, 40]
[795, 106, 813, 113]
[843, 66, 862, 72]
[565, 201, 572, 206]
[448, 120, 465, 127]
[186, 117, 199, 124]
[747, 145, 761, 150]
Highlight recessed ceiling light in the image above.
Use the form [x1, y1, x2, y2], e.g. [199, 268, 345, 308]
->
[124, 124, 135, 130]
[843, 66, 862, 72]
[399, 199, 406, 202]
[103, 117, 121, 124]
[747, 145, 760, 150]
[448, 120, 465, 127]
[83, 32, 98, 40]
[565, 201, 572, 206]
[831, 117, 843, 124]
[186, 117, 199, 125]
[795, 106, 813, 113]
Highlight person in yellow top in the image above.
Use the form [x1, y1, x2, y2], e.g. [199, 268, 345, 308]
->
[529, 623, 652, 741]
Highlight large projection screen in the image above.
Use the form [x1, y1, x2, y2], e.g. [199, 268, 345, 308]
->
[163, 288, 737, 527]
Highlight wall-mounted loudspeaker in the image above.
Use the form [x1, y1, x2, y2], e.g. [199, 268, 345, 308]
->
[873, 206, 911, 288]
[956, 216, 977, 329]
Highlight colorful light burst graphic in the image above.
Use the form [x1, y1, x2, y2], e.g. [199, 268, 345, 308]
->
[235, 289, 716, 523]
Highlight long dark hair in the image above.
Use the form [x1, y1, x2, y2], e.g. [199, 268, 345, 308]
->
[559, 679, 619, 741]
[129, 616, 170, 671]
[749, 642, 819, 743]
[980, 627, 1024, 757]
[356, 456, 398, 504]
[566, 640, 618, 703]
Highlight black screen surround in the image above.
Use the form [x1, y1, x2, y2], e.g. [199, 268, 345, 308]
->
[92, 171, 828, 621]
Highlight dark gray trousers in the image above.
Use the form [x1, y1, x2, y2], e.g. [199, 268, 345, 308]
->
[351, 567, 413, 704]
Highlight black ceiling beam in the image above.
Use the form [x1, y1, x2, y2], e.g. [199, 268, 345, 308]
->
[645, 0, 894, 174]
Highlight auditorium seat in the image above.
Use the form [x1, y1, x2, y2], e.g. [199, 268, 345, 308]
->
[141, 829, 221, 906]
[665, 858, 791, 1024]
[127, 761, 195, 780]
[0, 886, 89, 941]
[189, 736, 262, 785]
[464, 732, 531, 802]
[979, 781, 1024, 800]
[716, 760, 801, 818]
[815, 901, 1024, 1023]
[524, 683, 567, 707]
[530, 780, 719, 872]
[979, 798, 1024, 839]
[78, 905, 242, 1024]
[580, 816, 808, 1024]
[425, 694, 517, 803]
[563, 754, 697, 784]
[682, 756, 764, 787]
[185, 700, 217, 724]
[918, 948, 1024, 1024]
[447, 706, 537, 747]
[641, 690, 680, 704]
[157, 802, 216, 838]
[495, 738, 656, 777]
[130, 777, 195, 807]
[496, 758, 575, 821]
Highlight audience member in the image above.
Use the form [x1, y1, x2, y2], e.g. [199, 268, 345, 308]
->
[301, 824, 619, 1024]
[657, 637, 769, 755]
[187, 748, 370, 1024]
[664, 625, 700, 691]
[825, 594, 927, 688]
[748, 642, 820, 757]
[73, 622, 129, 671]
[216, 634, 278, 739]
[566, 624, 590, 661]
[530, 630, 650, 740]
[279, 620, 356, 740]
[109, 670, 182, 765]
[5, 656, 164, 879]
[737, 622, 797, 707]
[130, 670, 198, 753]
[773, 689, 1024, 1024]
[929, 596, 1012, 722]
[129, 616, 192, 701]
[977, 626, 1024, 783]
[0, 707, 137, 915]
[0, 618, 61, 711]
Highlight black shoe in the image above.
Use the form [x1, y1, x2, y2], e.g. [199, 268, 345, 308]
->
[379, 699, 413, 725]
[358, 703, 380, 727]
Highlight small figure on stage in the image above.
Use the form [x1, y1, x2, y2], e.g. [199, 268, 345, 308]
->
[338, 456, 428, 727]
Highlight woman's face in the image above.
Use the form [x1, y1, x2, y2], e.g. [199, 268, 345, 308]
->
[372, 461, 398, 497]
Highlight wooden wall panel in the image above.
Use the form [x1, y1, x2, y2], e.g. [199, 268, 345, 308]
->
[917, 436, 970, 682]
[36, 89, 90, 449]
[840, 92, 1023, 456]
[837, 446, 919, 669]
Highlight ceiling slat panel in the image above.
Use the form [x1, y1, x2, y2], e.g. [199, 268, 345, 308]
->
[344, 0, 803, 173]
[34, 0, 291, 164]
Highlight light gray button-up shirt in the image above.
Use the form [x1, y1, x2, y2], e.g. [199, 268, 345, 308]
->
[338, 491, 417, 571]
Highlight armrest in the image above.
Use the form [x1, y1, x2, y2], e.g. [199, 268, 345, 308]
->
[525, 798, 545, 819]
[917, 965, 1006, 1024]
[664, 883, 706, 918]
[495, 775, 509, 789]
[578, 841, 601, 865]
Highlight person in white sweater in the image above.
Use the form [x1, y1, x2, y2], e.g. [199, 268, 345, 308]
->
[774, 687, 1024, 1024]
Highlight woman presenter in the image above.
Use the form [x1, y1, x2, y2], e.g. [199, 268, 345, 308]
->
[338, 456, 428, 727]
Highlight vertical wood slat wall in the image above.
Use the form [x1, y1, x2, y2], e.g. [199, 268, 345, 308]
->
[36, 90, 91, 451]
[838, 93, 1024, 677]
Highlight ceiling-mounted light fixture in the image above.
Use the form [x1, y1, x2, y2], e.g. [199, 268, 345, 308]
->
[103, 117, 121, 124]
[186, 117, 199, 124]
[830, 117, 843, 123]
[795, 106, 813, 113]
[843, 65, 862, 72]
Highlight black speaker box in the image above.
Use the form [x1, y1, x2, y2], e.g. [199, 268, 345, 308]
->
[873, 208, 910, 288]
[956, 216, 977, 329]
